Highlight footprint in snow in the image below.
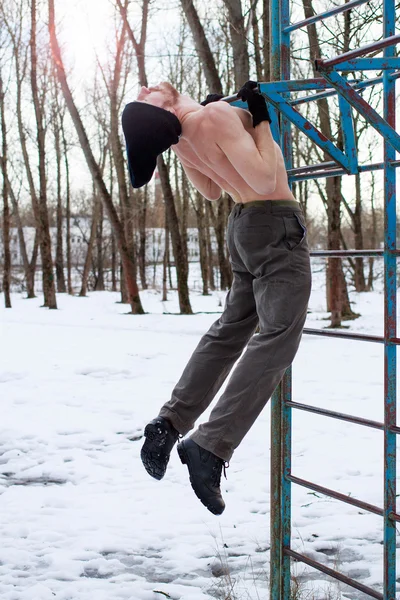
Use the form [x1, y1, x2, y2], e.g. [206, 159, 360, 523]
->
[76, 367, 135, 380]
[0, 371, 27, 383]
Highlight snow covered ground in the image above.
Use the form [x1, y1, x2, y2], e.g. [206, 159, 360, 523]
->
[0, 261, 398, 600]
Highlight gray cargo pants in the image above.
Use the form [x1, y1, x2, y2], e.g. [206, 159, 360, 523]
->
[158, 199, 312, 462]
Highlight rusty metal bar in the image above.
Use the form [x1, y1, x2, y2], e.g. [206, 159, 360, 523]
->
[310, 249, 390, 258]
[382, 3, 397, 595]
[316, 34, 400, 68]
[285, 549, 383, 599]
[303, 328, 384, 343]
[289, 159, 400, 177]
[286, 401, 384, 430]
[269, 0, 283, 595]
[288, 475, 384, 516]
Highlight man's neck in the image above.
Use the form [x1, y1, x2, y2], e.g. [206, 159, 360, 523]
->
[174, 96, 202, 126]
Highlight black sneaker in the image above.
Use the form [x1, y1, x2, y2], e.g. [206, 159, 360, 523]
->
[177, 438, 228, 515]
[141, 417, 180, 480]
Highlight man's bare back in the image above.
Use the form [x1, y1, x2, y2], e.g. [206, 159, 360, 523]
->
[173, 102, 295, 203]
[136, 82, 295, 204]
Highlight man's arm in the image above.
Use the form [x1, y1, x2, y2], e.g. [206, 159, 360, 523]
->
[210, 103, 277, 195]
[182, 164, 222, 201]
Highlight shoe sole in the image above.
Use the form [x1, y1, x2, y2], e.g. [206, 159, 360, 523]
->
[177, 442, 225, 516]
[141, 422, 170, 481]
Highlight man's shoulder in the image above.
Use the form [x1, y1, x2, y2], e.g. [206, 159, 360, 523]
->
[199, 102, 244, 137]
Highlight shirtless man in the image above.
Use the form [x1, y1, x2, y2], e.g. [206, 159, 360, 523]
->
[127, 81, 312, 515]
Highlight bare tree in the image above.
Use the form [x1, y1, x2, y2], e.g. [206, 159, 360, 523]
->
[50, 66, 66, 293]
[31, 0, 57, 308]
[301, 0, 358, 326]
[60, 109, 72, 294]
[49, 0, 144, 313]
[222, 0, 250, 88]
[0, 71, 11, 307]
[117, 0, 193, 313]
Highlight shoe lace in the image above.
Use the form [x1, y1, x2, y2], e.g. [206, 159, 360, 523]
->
[211, 459, 230, 487]
[223, 461, 230, 480]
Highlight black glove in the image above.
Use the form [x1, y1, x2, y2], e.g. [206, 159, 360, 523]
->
[237, 80, 271, 127]
[200, 93, 224, 106]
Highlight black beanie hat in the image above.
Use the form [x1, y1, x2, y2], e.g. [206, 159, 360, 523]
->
[122, 101, 182, 189]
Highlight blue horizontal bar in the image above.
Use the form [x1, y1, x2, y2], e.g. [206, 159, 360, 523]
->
[332, 58, 400, 71]
[259, 79, 332, 94]
[283, 0, 370, 33]
[291, 75, 378, 106]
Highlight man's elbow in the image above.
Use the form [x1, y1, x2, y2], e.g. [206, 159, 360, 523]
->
[204, 187, 222, 201]
[203, 180, 222, 201]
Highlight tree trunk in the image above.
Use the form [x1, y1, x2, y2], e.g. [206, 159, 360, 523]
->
[195, 193, 209, 295]
[49, 0, 143, 313]
[262, 0, 271, 81]
[138, 187, 148, 289]
[157, 155, 192, 314]
[222, 0, 250, 89]
[0, 74, 11, 308]
[4, 175, 37, 298]
[61, 117, 73, 295]
[302, 0, 354, 327]
[205, 201, 216, 291]
[209, 197, 232, 290]
[367, 174, 377, 291]
[325, 177, 342, 327]
[162, 213, 169, 302]
[80, 194, 99, 297]
[180, 0, 223, 93]
[53, 105, 66, 293]
[353, 173, 366, 291]
[252, 3, 263, 81]
[111, 233, 117, 292]
[95, 200, 105, 291]
[31, 0, 57, 308]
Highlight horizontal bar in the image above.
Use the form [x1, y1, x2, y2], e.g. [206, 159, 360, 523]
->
[289, 475, 383, 516]
[286, 400, 384, 430]
[332, 58, 400, 71]
[283, 0, 370, 34]
[289, 158, 400, 182]
[304, 329, 400, 346]
[303, 328, 384, 343]
[310, 249, 400, 257]
[259, 79, 331, 94]
[289, 161, 337, 174]
[285, 549, 383, 599]
[317, 34, 400, 69]
[291, 75, 379, 106]
[287, 403, 400, 437]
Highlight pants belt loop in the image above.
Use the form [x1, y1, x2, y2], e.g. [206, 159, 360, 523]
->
[265, 200, 272, 213]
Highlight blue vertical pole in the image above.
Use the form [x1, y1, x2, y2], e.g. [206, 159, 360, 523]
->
[280, 1, 292, 599]
[269, 1, 282, 599]
[383, 1, 397, 598]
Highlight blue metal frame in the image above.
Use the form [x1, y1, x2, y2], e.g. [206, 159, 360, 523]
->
[266, 1, 399, 598]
